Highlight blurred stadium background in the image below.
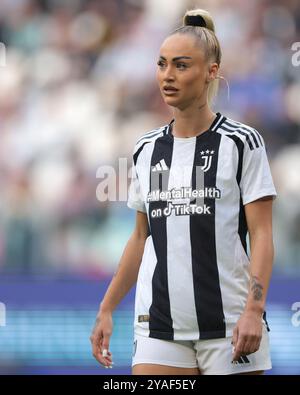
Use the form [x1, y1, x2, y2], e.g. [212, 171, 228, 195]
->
[0, 0, 299, 375]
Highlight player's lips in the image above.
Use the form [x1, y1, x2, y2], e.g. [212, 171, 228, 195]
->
[163, 85, 179, 95]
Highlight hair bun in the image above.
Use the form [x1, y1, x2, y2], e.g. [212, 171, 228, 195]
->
[185, 15, 207, 28]
[183, 9, 215, 32]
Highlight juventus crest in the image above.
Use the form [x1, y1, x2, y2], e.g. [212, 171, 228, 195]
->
[200, 150, 214, 172]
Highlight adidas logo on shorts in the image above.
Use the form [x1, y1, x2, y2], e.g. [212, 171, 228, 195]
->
[231, 355, 250, 365]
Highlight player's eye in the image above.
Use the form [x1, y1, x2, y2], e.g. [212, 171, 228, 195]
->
[157, 60, 165, 67]
[157, 61, 187, 69]
[176, 63, 187, 69]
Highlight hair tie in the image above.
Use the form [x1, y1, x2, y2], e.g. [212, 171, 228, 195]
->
[185, 15, 207, 28]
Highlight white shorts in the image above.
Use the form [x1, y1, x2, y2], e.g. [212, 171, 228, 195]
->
[132, 324, 272, 375]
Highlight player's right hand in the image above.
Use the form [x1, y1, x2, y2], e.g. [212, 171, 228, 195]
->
[90, 312, 114, 368]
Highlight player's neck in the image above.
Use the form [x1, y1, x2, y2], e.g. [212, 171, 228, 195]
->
[172, 104, 216, 138]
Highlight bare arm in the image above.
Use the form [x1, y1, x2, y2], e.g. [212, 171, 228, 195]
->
[232, 196, 274, 361]
[99, 210, 149, 314]
[244, 196, 274, 314]
[90, 210, 149, 367]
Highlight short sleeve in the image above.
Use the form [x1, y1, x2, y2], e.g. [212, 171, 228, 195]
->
[240, 135, 277, 205]
[127, 158, 147, 213]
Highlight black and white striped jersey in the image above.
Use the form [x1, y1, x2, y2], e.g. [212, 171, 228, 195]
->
[127, 112, 277, 341]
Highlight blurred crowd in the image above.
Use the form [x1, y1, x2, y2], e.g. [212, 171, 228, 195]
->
[0, 0, 299, 276]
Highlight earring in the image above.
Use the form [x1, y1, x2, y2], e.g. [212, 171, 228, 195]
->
[215, 75, 230, 101]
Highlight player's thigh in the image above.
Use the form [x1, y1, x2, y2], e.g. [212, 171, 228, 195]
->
[132, 363, 201, 375]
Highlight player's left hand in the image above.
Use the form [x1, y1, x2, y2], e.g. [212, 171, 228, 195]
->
[231, 310, 263, 362]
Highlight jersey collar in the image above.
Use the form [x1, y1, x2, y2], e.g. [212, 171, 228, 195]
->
[166, 112, 225, 139]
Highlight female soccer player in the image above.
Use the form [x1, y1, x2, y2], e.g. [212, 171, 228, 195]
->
[90, 8, 277, 375]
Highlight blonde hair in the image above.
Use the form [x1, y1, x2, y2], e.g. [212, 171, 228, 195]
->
[171, 8, 222, 106]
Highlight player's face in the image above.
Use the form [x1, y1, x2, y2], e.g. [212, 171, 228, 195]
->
[156, 34, 215, 110]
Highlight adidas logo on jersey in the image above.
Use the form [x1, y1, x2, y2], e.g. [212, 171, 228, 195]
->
[151, 159, 169, 172]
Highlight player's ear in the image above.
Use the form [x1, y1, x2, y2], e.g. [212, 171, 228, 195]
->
[206, 63, 218, 83]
